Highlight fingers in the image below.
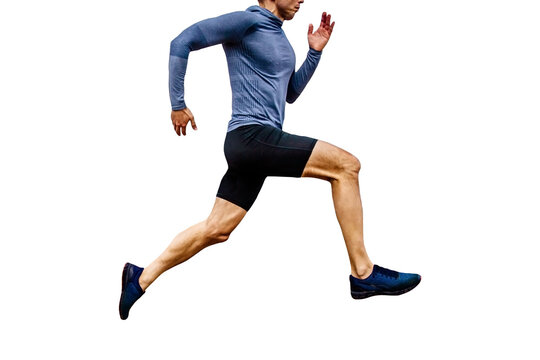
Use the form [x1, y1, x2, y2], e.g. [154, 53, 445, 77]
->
[175, 123, 183, 136]
[320, 12, 335, 35]
[308, 23, 313, 35]
[185, 108, 197, 130]
[323, 13, 332, 27]
[171, 111, 181, 136]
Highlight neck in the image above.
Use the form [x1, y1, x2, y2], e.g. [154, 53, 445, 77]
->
[259, 2, 284, 21]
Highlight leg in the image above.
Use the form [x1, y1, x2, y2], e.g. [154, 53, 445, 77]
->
[120, 128, 268, 319]
[220, 126, 373, 279]
[138, 197, 247, 290]
[140, 126, 267, 290]
[301, 140, 373, 279]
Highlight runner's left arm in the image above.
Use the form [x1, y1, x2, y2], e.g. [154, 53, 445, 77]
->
[286, 48, 322, 104]
[287, 12, 335, 104]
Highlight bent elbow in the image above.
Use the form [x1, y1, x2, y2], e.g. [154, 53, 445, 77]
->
[170, 29, 195, 57]
[170, 37, 185, 56]
[286, 92, 299, 104]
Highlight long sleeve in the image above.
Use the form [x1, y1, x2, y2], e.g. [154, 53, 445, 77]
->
[169, 12, 258, 110]
[286, 48, 322, 104]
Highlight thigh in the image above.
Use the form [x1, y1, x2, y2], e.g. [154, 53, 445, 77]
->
[216, 168, 266, 212]
[206, 197, 248, 234]
[218, 125, 317, 211]
[249, 126, 318, 177]
[301, 140, 359, 181]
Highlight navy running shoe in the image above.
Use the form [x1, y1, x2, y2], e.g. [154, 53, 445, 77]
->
[349, 264, 421, 299]
[119, 262, 145, 320]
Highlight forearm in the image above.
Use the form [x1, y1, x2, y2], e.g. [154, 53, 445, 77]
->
[169, 56, 188, 110]
[286, 48, 322, 104]
[168, 23, 209, 110]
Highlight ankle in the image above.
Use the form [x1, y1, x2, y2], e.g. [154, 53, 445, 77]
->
[138, 269, 151, 291]
[352, 263, 374, 280]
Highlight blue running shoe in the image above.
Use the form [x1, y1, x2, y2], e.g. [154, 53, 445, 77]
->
[119, 263, 145, 320]
[350, 264, 421, 299]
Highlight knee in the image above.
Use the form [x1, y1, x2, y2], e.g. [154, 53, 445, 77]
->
[339, 153, 361, 178]
[204, 219, 231, 244]
[349, 155, 361, 174]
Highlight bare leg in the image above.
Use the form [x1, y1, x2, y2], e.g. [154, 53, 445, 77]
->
[302, 140, 373, 279]
[138, 198, 247, 290]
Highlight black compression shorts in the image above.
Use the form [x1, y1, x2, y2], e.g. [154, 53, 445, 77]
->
[216, 124, 318, 211]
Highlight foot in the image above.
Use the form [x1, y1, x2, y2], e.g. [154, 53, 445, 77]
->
[349, 264, 421, 299]
[119, 263, 145, 320]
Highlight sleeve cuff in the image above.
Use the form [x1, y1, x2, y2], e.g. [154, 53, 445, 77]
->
[172, 105, 186, 111]
[308, 48, 323, 57]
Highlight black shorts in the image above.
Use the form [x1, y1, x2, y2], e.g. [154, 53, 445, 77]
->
[216, 124, 318, 211]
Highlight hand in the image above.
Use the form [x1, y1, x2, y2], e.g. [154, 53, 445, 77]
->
[308, 12, 335, 52]
[171, 107, 197, 136]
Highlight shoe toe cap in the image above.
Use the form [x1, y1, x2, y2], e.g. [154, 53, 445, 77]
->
[406, 273, 421, 287]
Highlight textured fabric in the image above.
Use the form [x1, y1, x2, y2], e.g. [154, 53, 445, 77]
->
[216, 124, 317, 211]
[349, 265, 421, 299]
[169, 5, 322, 131]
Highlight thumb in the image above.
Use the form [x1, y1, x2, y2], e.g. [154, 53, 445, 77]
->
[308, 23, 313, 35]
[183, 107, 197, 130]
[183, 107, 194, 118]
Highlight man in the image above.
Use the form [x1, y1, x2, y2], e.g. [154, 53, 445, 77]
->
[119, 0, 421, 320]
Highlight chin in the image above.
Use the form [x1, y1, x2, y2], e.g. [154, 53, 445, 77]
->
[285, 13, 296, 20]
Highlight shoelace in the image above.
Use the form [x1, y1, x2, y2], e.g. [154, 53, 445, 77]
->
[375, 265, 399, 279]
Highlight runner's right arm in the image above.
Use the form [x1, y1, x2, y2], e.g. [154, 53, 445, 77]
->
[169, 12, 258, 111]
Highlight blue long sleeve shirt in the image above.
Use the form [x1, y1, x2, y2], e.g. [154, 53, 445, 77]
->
[169, 5, 322, 131]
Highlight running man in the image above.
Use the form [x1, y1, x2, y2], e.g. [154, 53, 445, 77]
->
[120, 0, 421, 320]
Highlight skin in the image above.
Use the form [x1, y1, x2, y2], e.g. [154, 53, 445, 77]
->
[140, 1, 371, 291]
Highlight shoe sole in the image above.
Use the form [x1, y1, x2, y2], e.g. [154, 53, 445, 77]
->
[119, 263, 130, 319]
[121, 263, 130, 291]
[351, 278, 421, 299]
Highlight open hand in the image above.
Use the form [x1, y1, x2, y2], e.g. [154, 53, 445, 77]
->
[308, 12, 335, 52]
[171, 107, 197, 136]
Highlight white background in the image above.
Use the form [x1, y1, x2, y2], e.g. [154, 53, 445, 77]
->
[1, 0, 539, 358]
